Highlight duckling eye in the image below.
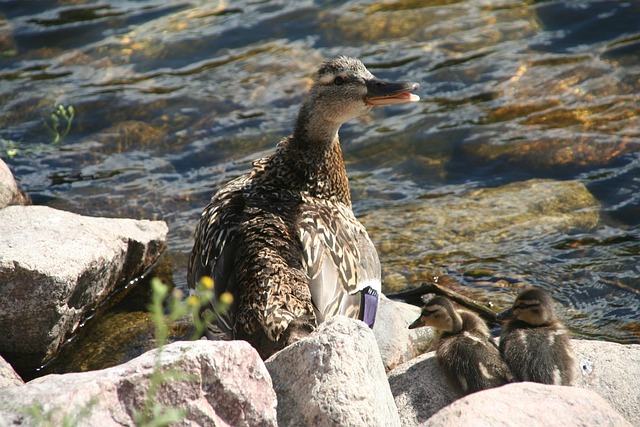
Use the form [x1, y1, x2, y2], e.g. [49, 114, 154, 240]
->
[334, 76, 344, 86]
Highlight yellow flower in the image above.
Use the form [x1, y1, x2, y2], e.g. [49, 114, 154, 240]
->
[220, 292, 234, 305]
[199, 276, 214, 290]
[187, 295, 199, 307]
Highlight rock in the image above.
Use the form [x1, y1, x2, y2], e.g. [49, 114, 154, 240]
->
[422, 382, 632, 427]
[388, 349, 458, 426]
[389, 339, 640, 426]
[572, 340, 640, 426]
[0, 206, 168, 373]
[0, 158, 28, 208]
[265, 316, 401, 427]
[40, 311, 195, 375]
[0, 355, 23, 389]
[374, 295, 435, 372]
[361, 179, 600, 292]
[0, 340, 277, 427]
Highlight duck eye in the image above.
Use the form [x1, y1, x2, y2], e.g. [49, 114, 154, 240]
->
[334, 76, 344, 86]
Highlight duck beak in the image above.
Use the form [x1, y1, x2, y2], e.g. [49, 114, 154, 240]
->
[408, 316, 423, 329]
[497, 307, 514, 321]
[365, 79, 420, 106]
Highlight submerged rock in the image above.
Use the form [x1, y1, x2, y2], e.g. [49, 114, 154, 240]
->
[41, 311, 194, 375]
[265, 316, 401, 427]
[422, 382, 631, 427]
[389, 339, 639, 426]
[0, 340, 277, 427]
[361, 179, 600, 292]
[0, 206, 168, 374]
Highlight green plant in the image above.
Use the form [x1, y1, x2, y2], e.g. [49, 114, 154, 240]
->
[0, 137, 21, 159]
[43, 104, 75, 144]
[133, 277, 232, 426]
[24, 397, 98, 427]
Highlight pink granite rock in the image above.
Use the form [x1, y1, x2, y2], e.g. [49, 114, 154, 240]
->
[421, 382, 632, 427]
[0, 340, 277, 426]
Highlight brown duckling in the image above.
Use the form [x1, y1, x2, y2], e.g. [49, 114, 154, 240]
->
[498, 288, 576, 385]
[409, 296, 513, 395]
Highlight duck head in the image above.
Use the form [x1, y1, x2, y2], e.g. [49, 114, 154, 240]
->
[409, 296, 460, 333]
[299, 56, 420, 130]
[498, 288, 556, 326]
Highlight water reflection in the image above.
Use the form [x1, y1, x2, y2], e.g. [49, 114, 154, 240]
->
[1, 0, 638, 354]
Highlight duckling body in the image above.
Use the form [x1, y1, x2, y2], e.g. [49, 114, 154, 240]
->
[499, 288, 576, 385]
[409, 296, 513, 395]
[188, 56, 419, 358]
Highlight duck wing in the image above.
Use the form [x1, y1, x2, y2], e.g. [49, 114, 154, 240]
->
[188, 178, 246, 337]
[299, 197, 381, 327]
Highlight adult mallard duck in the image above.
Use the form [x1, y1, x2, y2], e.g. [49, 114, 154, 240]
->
[188, 56, 420, 358]
[498, 288, 576, 385]
[409, 296, 514, 395]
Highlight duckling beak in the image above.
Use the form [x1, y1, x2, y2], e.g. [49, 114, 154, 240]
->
[497, 307, 514, 321]
[365, 79, 420, 106]
[408, 316, 423, 329]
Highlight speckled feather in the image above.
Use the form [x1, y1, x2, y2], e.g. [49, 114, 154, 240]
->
[499, 289, 576, 385]
[437, 310, 514, 395]
[413, 297, 514, 395]
[188, 57, 388, 357]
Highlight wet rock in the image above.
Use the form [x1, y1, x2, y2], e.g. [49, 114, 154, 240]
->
[42, 311, 195, 375]
[462, 137, 638, 170]
[0, 355, 23, 389]
[422, 382, 631, 427]
[374, 295, 435, 372]
[389, 339, 639, 426]
[0, 158, 28, 208]
[572, 340, 640, 426]
[0, 340, 278, 427]
[265, 316, 401, 427]
[361, 179, 600, 292]
[0, 206, 168, 373]
[0, 12, 17, 56]
[82, 120, 165, 153]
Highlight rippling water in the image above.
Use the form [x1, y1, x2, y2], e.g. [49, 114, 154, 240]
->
[1, 0, 639, 348]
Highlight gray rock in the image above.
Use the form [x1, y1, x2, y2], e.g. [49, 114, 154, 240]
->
[422, 382, 632, 427]
[266, 315, 401, 427]
[573, 340, 640, 426]
[390, 339, 639, 427]
[374, 295, 435, 372]
[0, 355, 23, 389]
[0, 340, 277, 427]
[0, 206, 168, 371]
[0, 158, 27, 209]
[388, 349, 458, 426]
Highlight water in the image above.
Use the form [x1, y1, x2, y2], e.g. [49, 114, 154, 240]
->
[1, 0, 639, 362]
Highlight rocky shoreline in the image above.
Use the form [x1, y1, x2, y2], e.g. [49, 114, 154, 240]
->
[1, 159, 637, 426]
[0, 318, 637, 426]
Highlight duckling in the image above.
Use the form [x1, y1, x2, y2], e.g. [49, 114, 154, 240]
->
[498, 288, 576, 385]
[188, 56, 420, 358]
[409, 296, 513, 395]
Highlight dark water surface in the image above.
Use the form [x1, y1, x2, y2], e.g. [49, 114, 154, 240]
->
[1, 0, 639, 362]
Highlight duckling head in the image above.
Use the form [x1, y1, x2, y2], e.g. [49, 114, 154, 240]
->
[294, 56, 420, 141]
[409, 296, 460, 333]
[499, 288, 556, 326]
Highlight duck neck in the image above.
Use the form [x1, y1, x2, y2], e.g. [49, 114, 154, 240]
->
[449, 310, 464, 334]
[286, 101, 352, 205]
